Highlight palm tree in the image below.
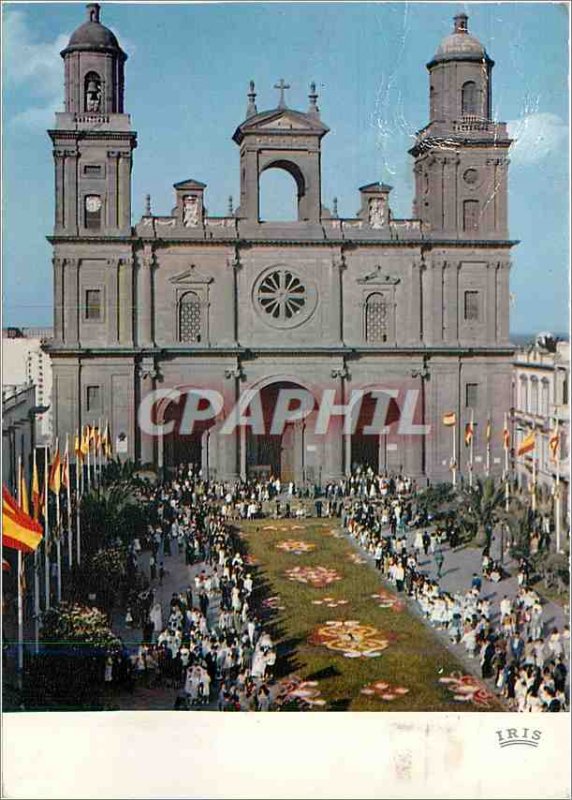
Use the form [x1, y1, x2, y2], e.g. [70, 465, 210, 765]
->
[458, 477, 506, 548]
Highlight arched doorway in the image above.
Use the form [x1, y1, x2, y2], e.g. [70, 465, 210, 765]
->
[351, 391, 401, 474]
[162, 393, 217, 476]
[245, 380, 318, 483]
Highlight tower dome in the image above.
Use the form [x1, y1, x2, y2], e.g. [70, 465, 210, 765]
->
[61, 3, 125, 57]
[430, 13, 491, 66]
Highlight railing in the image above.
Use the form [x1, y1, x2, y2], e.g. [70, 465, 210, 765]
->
[75, 114, 110, 125]
[453, 116, 492, 132]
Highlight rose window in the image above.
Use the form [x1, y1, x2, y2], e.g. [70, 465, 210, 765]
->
[257, 270, 307, 321]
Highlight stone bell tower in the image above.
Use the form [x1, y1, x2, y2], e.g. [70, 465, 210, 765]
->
[49, 2, 136, 238]
[410, 13, 512, 239]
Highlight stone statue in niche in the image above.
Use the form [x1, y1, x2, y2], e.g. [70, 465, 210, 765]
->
[85, 77, 102, 112]
[183, 195, 200, 227]
[368, 197, 386, 228]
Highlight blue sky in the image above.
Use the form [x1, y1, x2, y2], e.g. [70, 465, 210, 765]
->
[2, 1, 569, 334]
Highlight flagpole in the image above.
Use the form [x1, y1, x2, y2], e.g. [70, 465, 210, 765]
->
[504, 413, 510, 513]
[33, 448, 40, 655]
[531, 435, 537, 514]
[554, 417, 561, 554]
[86, 427, 91, 493]
[76, 437, 82, 567]
[452, 421, 457, 488]
[16, 457, 25, 686]
[486, 418, 491, 478]
[66, 433, 73, 570]
[469, 409, 474, 488]
[54, 437, 62, 604]
[44, 446, 51, 609]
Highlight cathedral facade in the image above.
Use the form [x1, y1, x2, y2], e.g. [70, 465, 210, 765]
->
[47, 4, 514, 484]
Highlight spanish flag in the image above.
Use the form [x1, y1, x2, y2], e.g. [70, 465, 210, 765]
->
[485, 419, 492, 444]
[18, 462, 30, 516]
[74, 431, 84, 463]
[61, 445, 70, 490]
[80, 427, 90, 457]
[517, 430, 536, 457]
[2, 485, 43, 553]
[464, 421, 474, 446]
[442, 411, 456, 427]
[549, 425, 560, 459]
[48, 445, 61, 494]
[31, 453, 43, 521]
[503, 425, 510, 450]
[102, 424, 112, 458]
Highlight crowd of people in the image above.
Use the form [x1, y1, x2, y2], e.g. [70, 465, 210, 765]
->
[344, 476, 569, 713]
[104, 462, 568, 713]
[112, 469, 284, 710]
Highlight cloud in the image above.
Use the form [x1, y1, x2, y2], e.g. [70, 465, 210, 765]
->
[3, 9, 135, 130]
[507, 112, 568, 165]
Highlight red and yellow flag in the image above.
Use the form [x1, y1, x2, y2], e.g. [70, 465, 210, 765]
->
[31, 454, 43, 521]
[464, 422, 474, 446]
[18, 461, 29, 516]
[81, 427, 90, 457]
[503, 425, 510, 450]
[74, 431, 84, 463]
[549, 426, 560, 459]
[48, 446, 61, 494]
[485, 419, 492, 444]
[2, 485, 43, 553]
[61, 445, 70, 490]
[442, 411, 456, 427]
[517, 430, 536, 457]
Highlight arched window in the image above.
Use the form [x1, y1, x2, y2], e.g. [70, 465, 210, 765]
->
[178, 291, 202, 343]
[84, 72, 102, 113]
[259, 167, 299, 221]
[461, 81, 478, 116]
[365, 293, 390, 343]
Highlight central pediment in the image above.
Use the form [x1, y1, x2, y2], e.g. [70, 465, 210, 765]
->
[233, 107, 329, 143]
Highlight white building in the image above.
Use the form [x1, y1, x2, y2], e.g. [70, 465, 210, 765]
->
[2, 327, 53, 446]
[512, 335, 569, 536]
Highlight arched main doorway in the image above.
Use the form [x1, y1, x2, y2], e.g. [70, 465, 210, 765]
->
[245, 380, 319, 483]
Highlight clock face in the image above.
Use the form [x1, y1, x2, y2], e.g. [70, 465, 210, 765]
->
[86, 195, 102, 213]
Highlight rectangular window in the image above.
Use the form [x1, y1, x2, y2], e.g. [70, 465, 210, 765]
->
[465, 383, 478, 408]
[85, 289, 102, 320]
[86, 385, 101, 412]
[464, 290, 480, 321]
[463, 199, 479, 232]
[83, 164, 103, 177]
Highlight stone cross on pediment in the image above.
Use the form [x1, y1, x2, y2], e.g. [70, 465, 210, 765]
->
[357, 265, 400, 285]
[274, 78, 291, 109]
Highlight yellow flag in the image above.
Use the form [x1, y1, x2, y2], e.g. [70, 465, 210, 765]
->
[18, 462, 29, 516]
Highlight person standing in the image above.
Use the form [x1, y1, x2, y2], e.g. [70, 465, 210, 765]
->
[434, 547, 445, 580]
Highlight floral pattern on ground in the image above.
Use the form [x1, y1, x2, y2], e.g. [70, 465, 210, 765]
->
[370, 589, 406, 612]
[438, 672, 496, 707]
[311, 596, 350, 608]
[361, 681, 410, 701]
[275, 540, 317, 554]
[285, 566, 342, 588]
[308, 620, 394, 658]
[273, 676, 327, 709]
[262, 596, 286, 611]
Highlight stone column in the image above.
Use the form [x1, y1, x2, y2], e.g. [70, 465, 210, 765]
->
[64, 258, 79, 345]
[329, 257, 344, 344]
[486, 262, 497, 344]
[106, 258, 119, 344]
[53, 257, 65, 342]
[497, 259, 510, 344]
[407, 259, 422, 344]
[221, 368, 240, 481]
[118, 256, 134, 345]
[222, 255, 239, 346]
[443, 261, 459, 344]
[107, 151, 119, 230]
[53, 150, 66, 231]
[137, 247, 154, 346]
[431, 260, 445, 344]
[118, 151, 132, 232]
[63, 148, 78, 235]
